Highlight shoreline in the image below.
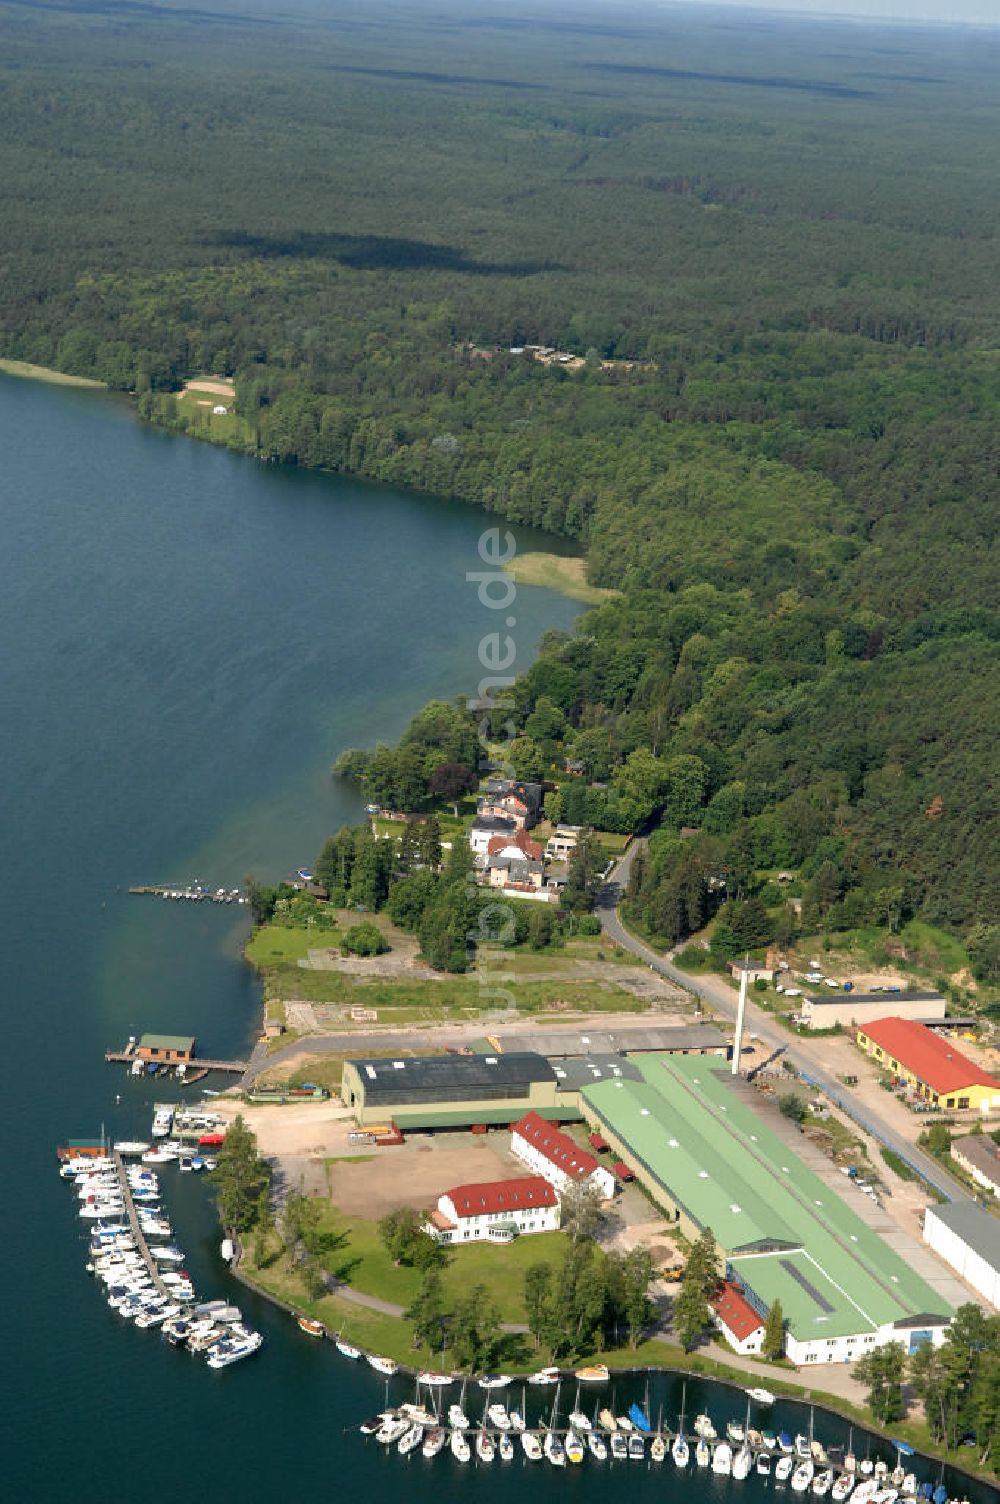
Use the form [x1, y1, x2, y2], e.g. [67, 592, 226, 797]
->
[228, 1244, 989, 1490]
[0, 357, 107, 389]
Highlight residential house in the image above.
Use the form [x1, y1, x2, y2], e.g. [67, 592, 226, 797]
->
[951, 1135, 1000, 1196]
[487, 855, 546, 892]
[468, 815, 517, 865]
[545, 824, 583, 861]
[709, 1280, 767, 1356]
[856, 1018, 1000, 1114]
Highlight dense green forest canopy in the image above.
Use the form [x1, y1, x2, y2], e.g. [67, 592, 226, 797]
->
[2, 0, 998, 944]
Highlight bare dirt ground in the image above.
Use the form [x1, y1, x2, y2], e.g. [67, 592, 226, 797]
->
[326, 1133, 522, 1219]
[181, 377, 235, 397]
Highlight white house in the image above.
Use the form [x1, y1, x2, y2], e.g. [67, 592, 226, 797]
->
[511, 1110, 616, 1199]
[709, 1280, 766, 1356]
[545, 825, 583, 861]
[468, 816, 517, 865]
[425, 1175, 559, 1244]
[924, 1202, 1000, 1308]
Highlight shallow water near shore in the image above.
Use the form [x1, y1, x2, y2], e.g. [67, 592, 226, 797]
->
[0, 374, 993, 1502]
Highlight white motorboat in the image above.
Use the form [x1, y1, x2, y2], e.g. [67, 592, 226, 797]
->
[522, 1431, 543, 1461]
[114, 1141, 150, 1156]
[398, 1423, 424, 1457]
[206, 1330, 263, 1367]
[422, 1427, 447, 1459]
[748, 1387, 776, 1405]
[142, 1147, 176, 1164]
[568, 1409, 591, 1431]
[713, 1441, 733, 1476]
[367, 1354, 398, 1376]
[734, 1445, 753, 1480]
[833, 1474, 856, 1501]
[776, 1456, 795, 1482]
[759, 1453, 772, 1477]
[793, 1462, 817, 1493]
[528, 1367, 561, 1386]
[610, 1432, 628, 1461]
[814, 1470, 835, 1497]
[694, 1413, 717, 1439]
[448, 1403, 470, 1430]
[478, 1374, 512, 1390]
[851, 1482, 879, 1504]
[151, 1245, 186, 1263]
[450, 1429, 471, 1463]
[488, 1403, 511, 1430]
[336, 1338, 361, 1360]
[187, 1324, 224, 1353]
[135, 1303, 181, 1330]
[417, 1370, 452, 1387]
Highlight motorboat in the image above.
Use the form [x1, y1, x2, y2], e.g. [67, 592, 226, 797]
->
[779, 1432, 796, 1454]
[498, 1433, 515, 1462]
[142, 1147, 176, 1164]
[874, 1492, 899, 1504]
[417, 1371, 452, 1387]
[397, 1424, 423, 1457]
[733, 1445, 753, 1480]
[902, 1476, 918, 1497]
[575, 1364, 610, 1383]
[422, 1427, 447, 1459]
[696, 1437, 711, 1468]
[712, 1441, 733, 1475]
[335, 1337, 361, 1359]
[568, 1407, 591, 1432]
[400, 1403, 433, 1426]
[360, 1413, 391, 1436]
[476, 1429, 495, 1463]
[376, 1415, 409, 1446]
[616, 1415, 633, 1433]
[152, 1246, 186, 1264]
[728, 1419, 746, 1444]
[749, 1387, 776, 1405]
[834, 1476, 857, 1501]
[487, 1404, 511, 1430]
[135, 1303, 181, 1329]
[114, 1141, 150, 1156]
[599, 1408, 617, 1431]
[763, 1430, 779, 1451]
[367, 1354, 398, 1376]
[451, 1429, 471, 1463]
[672, 1433, 689, 1467]
[566, 1430, 585, 1464]
[478, 1374, 512, 1390]
[694, 1413, 718, 1440]
[610, 1432, 628, 1461]
[777, 1456, 795, 1483]
[588, 1430, 608, 1461]
[509, 1403, 525, 1432]
[544, 1430, 565, 1466]
[521, 1432, 543, 1461]
[759, 1453, 773, 1477]
[793, 1461, 817, 1493]
[814, 1470, 835, 1496]
[297, 1316, 325, 1338]
[162, 1316, 191, 1345]
[528, 1366, 561, 1386]
[187, 1324, 224, 1353]
[797, 1435, 813, 1460]
[448, 1403, 470, 1430]
[628, 1433, 645, 1461]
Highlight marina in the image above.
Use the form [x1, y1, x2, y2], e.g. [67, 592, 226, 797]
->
[128, 884, 246, 904]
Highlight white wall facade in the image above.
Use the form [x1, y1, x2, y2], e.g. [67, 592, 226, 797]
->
[511, 1127, 617, 1200]
[431, 1193, 560, 1244]
[712, 1315, 764, 1356]
[924, 1207, 1000, 1308]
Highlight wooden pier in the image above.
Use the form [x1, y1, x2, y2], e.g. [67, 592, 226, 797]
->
[112, 1151, 170, 1301]
[129, 884, 244, 904]
[105, 1048, 248, 1074]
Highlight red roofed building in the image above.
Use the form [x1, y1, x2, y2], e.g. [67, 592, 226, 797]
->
[709, 1279, 767, 1356]
[511, 1111, 617, 1199]
[486, 831, 543, 862]
[426, 1174, 559, 1244]
[857, 1018, 1000, 1113]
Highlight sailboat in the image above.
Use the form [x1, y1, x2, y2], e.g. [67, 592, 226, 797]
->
[696, 1436, 711, 1468]
[450, 1428, 471, 1463]
[712, 1440, 734, 1476]
[545, 1382, 566, 1466]
[476, 1415, 495, 1464]
[672, 1382, 690, 1467]
[568, 1382, 591, 1432]
[448, 1377, 470, 1430]
[521, 1430, 543, 1462]
[509, 1387, 526, 1432]
[651, 1404, 667, 1463]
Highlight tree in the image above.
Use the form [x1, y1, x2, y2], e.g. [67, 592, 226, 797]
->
[524, 1261, 552, 1349]
[378, 1205, 426, 1265]
[562, 833, 598, 914]
[853, 1342, 907, 1424]
[416, 815, 443, 870]
[244, 874, 277, 926]
[619, 1247, 654, 1348]
[406, 1267, 449, 1351]
[762, 1299, 786, 1361]
[450, 1283, 502, 1371]
[559, 1181, 607, 1243]
[674, 1226, 720, 1352]
[779, 1093, 808, 1124]
[342, 920, 389, 956]
[428, 761, 477, 802]
[211, 1115, 272, 1234]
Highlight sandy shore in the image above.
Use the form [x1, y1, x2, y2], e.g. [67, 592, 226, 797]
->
[0, 357, 106, 389]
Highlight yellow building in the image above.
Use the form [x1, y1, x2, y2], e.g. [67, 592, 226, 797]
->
[857, 1018, 1000, 1114]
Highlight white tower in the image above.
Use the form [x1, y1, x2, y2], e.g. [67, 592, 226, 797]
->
[732, 961, 749, 1076]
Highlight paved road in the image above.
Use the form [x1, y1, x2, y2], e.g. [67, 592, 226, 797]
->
[597, 842, 968, 1205]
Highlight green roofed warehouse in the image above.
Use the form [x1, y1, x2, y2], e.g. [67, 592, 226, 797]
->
[582, 1054, 952, 1365]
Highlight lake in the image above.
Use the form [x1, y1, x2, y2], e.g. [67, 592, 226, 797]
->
[0, 374, 991, 1503]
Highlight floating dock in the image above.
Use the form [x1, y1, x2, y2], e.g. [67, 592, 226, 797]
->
[112, 1150, 170, 1301]
[129, 884, 245, 904]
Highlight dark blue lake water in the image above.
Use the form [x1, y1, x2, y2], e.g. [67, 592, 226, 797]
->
[0, 375, 991, 1502]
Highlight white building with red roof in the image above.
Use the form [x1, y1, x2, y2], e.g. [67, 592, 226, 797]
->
[425, 1174, 559, 1244]
[511, 1110, 617, 1199]
[709, 1279, 767, 1356]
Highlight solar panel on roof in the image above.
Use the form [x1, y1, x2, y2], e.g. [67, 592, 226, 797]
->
[779, 1258, 833, 1313]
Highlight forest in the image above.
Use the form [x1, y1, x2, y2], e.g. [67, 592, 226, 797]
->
[1, 0, 998, 957]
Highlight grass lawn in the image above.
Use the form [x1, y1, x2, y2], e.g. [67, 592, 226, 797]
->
[173, 389, 253, 444]
[311, 1201, 569, 1322]
[504, 552, 619, 605]
[246, 924, 339, 968]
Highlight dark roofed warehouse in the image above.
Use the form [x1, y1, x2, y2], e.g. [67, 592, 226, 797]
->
[341, 1051, 562, 1126]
